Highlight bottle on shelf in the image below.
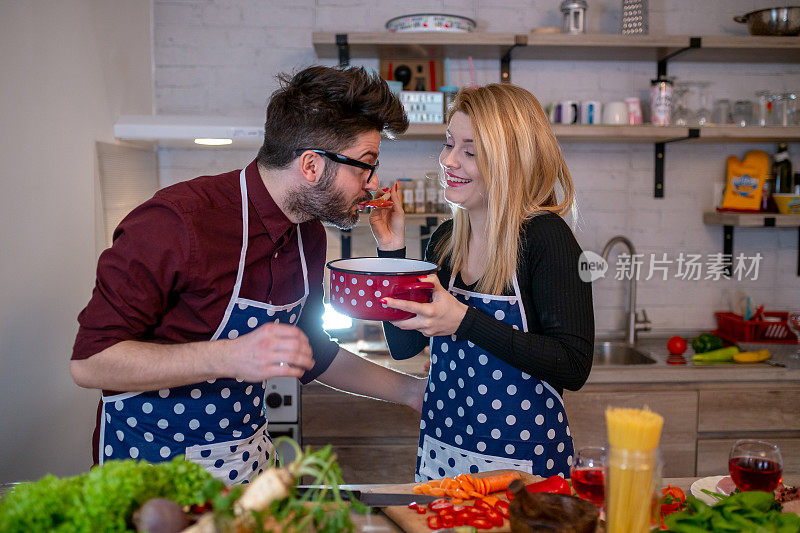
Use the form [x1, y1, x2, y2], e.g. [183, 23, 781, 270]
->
[398, 178, 414, 212]
[414, 179, 427, 213]
[774, 143, 793, 194]
[425, 179, 439, 213]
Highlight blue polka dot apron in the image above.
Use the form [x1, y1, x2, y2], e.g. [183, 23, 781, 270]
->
[415, 273, 574, 482]
[99, 167, 309, 485]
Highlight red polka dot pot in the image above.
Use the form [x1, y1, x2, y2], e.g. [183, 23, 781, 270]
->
[327, 257, 437, 321]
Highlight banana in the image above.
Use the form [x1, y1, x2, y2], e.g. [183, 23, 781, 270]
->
[733, 349, 771, 363]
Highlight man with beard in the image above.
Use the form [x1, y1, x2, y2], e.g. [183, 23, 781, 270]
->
[70, 66, 426, 482]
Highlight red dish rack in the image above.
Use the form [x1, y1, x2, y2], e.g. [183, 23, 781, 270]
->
[713, 311, 799, 344]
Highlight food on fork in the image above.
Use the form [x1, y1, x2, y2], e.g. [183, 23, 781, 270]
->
[358, 187, 393, 209]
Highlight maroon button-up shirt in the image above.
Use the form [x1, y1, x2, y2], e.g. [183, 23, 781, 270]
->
[73, 160, 339, 459]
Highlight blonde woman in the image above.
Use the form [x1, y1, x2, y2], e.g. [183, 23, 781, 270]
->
[370, 84, 594, 481]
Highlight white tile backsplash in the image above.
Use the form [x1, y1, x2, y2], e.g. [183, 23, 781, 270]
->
[152, 0, 800, 335]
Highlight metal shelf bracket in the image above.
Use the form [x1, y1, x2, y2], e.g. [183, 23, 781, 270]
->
[500, 39, 526, 83]
[336, 33, 349, 67]
[657, 37, 701, 78]
[719, 222, 800, 277]
[654, 128, 699, 198]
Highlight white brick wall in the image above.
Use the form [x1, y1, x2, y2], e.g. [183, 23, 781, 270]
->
[153, 0, 800, 336]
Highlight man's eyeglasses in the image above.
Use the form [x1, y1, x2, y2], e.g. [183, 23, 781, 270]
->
[294, 149, 379, 184]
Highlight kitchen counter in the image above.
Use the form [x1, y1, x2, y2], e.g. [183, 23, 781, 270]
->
[346, 475, 800, 532]
[342, 334, 800, 385]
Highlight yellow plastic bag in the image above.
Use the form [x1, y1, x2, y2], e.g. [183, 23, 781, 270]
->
[721, 150, 769, 211]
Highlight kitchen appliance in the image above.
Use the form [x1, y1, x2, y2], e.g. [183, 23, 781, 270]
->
[385, 13, 476, 33]
[560, 0, 588, 34]
[327, 258, 436, 321]
[620, 0, 648, 34]
[263, 377, 301, 465]
[734, 7, 800, 36]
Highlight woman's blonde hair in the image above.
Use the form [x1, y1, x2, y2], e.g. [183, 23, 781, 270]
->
[435, 83, 575, 295]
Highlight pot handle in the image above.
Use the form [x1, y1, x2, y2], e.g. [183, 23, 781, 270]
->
[733, 15, 748, 23]
[390, 281, 435, 300]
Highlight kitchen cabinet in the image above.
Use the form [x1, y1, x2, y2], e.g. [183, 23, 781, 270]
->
[301, 381, 421, 483]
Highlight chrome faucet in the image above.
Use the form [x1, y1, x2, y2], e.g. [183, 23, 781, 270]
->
[601, 236, 651, 345]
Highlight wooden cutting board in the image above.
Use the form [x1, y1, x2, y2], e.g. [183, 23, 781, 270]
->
[369, 469, 544, 533]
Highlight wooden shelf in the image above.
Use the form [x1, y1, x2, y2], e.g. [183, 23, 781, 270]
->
[704, 212, 800, 277]
[312, 31, 519, 60]
[313, 32, 800, 63]
[693, 126, 800, 143]
[703, 212, 800, 227]
[400, 124, 800, 143]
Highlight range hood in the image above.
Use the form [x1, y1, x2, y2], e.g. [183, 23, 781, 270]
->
[114, 115, 264, 149]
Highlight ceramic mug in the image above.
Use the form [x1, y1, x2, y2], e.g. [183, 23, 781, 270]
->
[558, 100, 580, 124]
[603, 101, 628, 125]
[327, 257, 437, 321]
[580, 101, 601, 124]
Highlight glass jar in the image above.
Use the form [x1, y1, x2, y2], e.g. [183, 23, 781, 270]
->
[398, 178, 414, 212]
[414, 180, 427, 213]
[650, 78, 673, 126]
[733, 100, 754, 127]
[605, 447, 662, 533]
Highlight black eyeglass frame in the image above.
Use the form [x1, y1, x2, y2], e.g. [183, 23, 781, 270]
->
[293, 149, 379, 184]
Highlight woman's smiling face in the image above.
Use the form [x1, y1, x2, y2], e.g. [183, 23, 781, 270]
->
[440, 111, 487, 212]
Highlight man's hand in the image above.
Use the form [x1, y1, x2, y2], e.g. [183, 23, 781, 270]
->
[224, 322, 315, 381]
[369, 182, 405, 251]
[383, 274, 468, 337]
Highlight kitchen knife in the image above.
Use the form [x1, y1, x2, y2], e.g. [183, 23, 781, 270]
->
[295, 486, 438, 507]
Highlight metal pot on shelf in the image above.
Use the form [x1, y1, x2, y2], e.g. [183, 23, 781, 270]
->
[734, 6, 800, 36]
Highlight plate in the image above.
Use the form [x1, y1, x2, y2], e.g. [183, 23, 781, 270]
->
[690, 475, 732, 505]
[386, 14, 476, 33]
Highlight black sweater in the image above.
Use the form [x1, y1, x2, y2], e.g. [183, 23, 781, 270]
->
[379, 212, 594, 394]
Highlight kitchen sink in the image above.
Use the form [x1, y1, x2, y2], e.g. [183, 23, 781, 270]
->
[593, 341, 657, 366]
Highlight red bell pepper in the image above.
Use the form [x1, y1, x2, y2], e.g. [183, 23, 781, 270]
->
[506, 475, 572, 500]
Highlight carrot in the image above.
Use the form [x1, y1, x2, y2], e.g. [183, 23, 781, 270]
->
[412, 485, 424, 494]
[456, 475, 475, 493]
[441, 477, 455, 490]
[420, 485, 432, 495]
[452, 489, 470, 500]
[430, 487, 446, 497]
[428, 479, 443, 488]
[479, 472, 521, 494]
[468, 490, 484, 499]
[482, 495, 500, 507]
[451, 498, 464, 505]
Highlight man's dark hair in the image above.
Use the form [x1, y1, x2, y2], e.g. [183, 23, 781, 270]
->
[257, 66, 409, 169]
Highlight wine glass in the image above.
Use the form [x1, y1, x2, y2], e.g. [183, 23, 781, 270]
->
[789, 312, 800, 360]
[571, 446, 607, 507]
[728, 439, 783, 492]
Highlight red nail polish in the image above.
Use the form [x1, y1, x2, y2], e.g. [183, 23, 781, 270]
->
[380, 298, 387, 304]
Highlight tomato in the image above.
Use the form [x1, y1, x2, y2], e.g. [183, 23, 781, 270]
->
[495, 500, 510, 518]
[662, 485, 685, 503]
[667, 336, 687, 355]
[468, 517, 494, 530]
[426, 515, 442, 529]
[484, 508, 505, 527]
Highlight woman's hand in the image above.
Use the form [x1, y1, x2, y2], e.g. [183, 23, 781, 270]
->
[369, 182, 405, 251]
[383, 274, 468, 337]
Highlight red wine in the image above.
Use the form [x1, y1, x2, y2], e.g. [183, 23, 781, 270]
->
[728, 456, 783, 492]
[571, 467, 605, 506]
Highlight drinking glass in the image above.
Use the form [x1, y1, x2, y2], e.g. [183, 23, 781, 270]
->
[571, 446, 607, 507]
[728, 439, 783, 492]
[693, 82, 712, 126]
[733, 100, 754, 127]
[755, 90, 773, 126]
[672, 84, 694, 126]
[713, 99, 732, 125]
